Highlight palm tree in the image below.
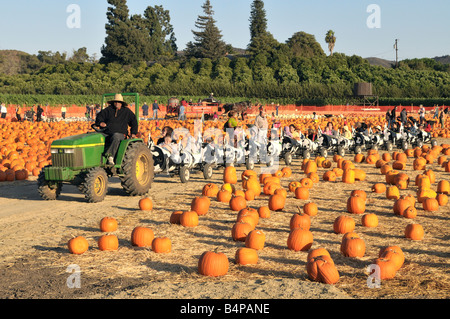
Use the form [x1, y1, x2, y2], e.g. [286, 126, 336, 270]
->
[325, 30, 336, 56]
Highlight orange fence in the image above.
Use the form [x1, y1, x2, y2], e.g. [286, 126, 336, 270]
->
[3, 104, 448, 120]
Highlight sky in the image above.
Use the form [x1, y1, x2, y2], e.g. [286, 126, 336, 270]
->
[0, 0, 449, 61]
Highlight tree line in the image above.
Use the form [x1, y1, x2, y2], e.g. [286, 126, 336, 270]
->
[0, 0, 448, 106]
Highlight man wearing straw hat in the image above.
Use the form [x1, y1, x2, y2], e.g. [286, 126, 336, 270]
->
[95, 94, 138, 165]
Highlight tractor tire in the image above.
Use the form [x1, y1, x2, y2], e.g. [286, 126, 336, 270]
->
[37, 168, 62, 200]
[120, 142, 154, 196]
[80, 167, 108, 203]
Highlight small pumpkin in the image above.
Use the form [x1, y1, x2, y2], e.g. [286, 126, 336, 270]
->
[245, 229, 266, 250]
[422, 198, 439, 212]
[303, 202, 318, 217]
[258, 206, 271, 219]
[68, 236, 89, 255]
[341, 236, 365, 258]
[372, 183, 386, 193]
[405, 223, 424, 240]
[229, 195, 247, 212]
[138, 197, 153, 211]
[361, 213, 378, 228]
[98, 234, 119, 251]
[179, 211, 199, 228]
[152, 237, 172, 253]
[235, 247, 258, 265]
[99, 217, 118, 232]
[294, 187, 309, 200]
[290, 207, 311, 231]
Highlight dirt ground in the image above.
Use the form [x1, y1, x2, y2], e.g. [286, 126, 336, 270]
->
[0, 139, 449, 301]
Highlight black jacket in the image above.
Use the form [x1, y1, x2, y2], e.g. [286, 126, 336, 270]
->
[96, 105, 138, 136]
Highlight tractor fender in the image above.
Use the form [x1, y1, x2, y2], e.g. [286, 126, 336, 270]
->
[115, 138, 144, 167]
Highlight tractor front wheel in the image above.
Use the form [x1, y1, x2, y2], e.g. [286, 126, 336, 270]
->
[37, 168, 62, 200]
[80, 167, 108, 203]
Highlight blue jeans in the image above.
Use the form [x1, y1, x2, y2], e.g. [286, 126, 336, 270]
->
[153, 109, 158, 119]
[178, 113, 186, 120]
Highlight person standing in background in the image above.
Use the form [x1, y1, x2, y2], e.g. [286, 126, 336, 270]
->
[0, 103, 7, 119]
[178, 103, 186, 121]
[142, 102, 149, 120]
[419, 105, 425, 125]
[36, 105, 44, 122]
[61, 105, 67, 119]
[152, 100, 159, 120]
[15, 105, 22, 122]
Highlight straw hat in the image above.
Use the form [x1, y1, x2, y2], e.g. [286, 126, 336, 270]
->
[107, 94, 128, 107]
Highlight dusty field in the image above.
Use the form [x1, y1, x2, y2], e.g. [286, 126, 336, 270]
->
[0, 139, 449, 301]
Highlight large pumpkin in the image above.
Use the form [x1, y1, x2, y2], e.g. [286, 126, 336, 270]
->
[131, 226, 154, 247]
[347, 195, 366, 214]
[268, 194, 285, 211]
[306, 255, 339, 284]
[287, 227, 313, 251]
[198, 250, 229, 277]
[191, 196, 210, 216]
[341, 236, 365, 258]
[223, 166, 237, 184]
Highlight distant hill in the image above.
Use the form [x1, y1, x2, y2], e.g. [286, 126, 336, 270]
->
[365, 55, 450, 69]
[433, 55, 450, 64]
[365, 57, 395, 68]
[0, 50, 31, 75]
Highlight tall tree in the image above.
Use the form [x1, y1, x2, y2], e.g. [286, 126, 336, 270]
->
[185, 0, 227, 60]
[153, 5, 177, 55]
[100, 0, 134, 64]
[249, 0, 268, 40]
[247, 0, 278, 56]
[325, 30, 336, 56]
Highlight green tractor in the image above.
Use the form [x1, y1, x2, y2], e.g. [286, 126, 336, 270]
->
[38, 93, 154, 203]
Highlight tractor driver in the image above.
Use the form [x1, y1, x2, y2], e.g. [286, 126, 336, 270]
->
[95, 94, 138, 165]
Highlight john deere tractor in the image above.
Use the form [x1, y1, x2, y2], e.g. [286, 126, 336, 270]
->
[38, 93, 154, 203]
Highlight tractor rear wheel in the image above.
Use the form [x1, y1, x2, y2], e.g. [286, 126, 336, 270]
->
[80, 167, 108, 203]
[37, 168, 62, 200]
[120, 142, 154, 196]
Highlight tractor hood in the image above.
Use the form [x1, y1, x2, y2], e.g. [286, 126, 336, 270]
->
[51, 133, 105, 148]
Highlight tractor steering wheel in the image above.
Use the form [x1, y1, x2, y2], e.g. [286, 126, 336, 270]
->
[91, 124, 107, 133]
